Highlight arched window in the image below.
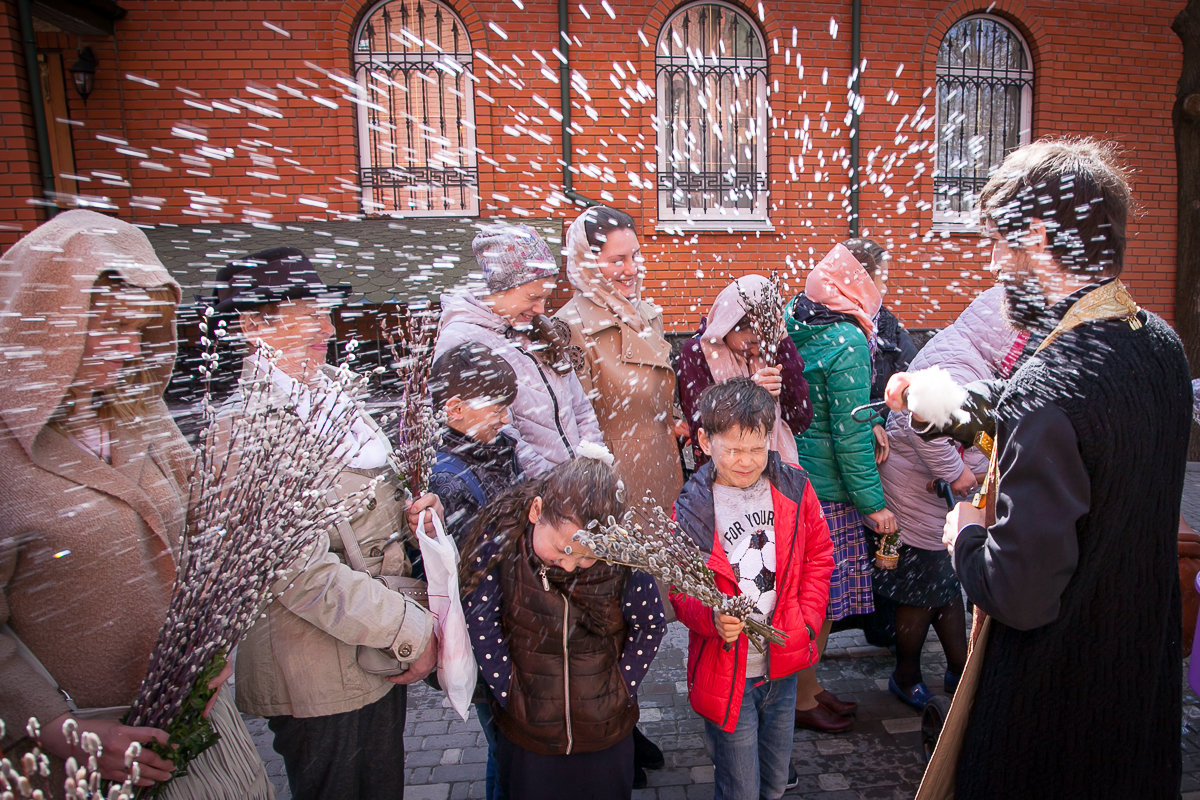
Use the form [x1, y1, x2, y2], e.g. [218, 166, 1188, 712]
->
[933, 15, 1033, 225]
[656, 2, 769, 229]
[353, 0, 478, 216]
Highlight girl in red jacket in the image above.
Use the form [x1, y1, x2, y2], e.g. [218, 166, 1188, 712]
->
[671, 378, 834, 800]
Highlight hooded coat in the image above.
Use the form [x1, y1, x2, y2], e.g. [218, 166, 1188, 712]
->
[554, 213, 683, 510]
[0, 210, 271, 798]
[436, 291, 601, 478]
[878, 286, 1018, 550]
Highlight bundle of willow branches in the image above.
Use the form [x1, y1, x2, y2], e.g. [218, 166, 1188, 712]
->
[1, 717, 137, 799]
[124, 320, 377, 784]
[736, 272, 786, 362]
[384, 306, 440, 498]
[574, 505, 787, 653]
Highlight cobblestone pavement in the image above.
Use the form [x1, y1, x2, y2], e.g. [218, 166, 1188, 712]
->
[247, 462, 1200, 799]
[247, 622, 1200, 800]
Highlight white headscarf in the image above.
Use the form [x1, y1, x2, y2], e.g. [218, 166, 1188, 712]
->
[564, 208, 660, 334]
[698, 275, 799, 464]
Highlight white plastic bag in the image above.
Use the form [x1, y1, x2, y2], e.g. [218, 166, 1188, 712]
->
[415, 509, 477, 719]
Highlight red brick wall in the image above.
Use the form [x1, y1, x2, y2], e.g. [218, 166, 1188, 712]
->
[869, 0, 1182, 328]
[0, 2, 47, 242]
[0, 0, 1182, 330]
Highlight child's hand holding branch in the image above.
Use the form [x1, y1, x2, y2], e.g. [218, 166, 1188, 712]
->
[713, 611, 745, 644]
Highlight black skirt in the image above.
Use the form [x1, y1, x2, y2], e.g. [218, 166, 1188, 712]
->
[494, 727, 634, 800]
[871, 539, 961, 608]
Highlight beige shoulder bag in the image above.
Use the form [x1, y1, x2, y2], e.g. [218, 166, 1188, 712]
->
[329, 494, 428, 677]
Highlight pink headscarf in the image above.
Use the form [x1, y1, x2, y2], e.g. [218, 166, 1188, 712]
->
[698, 275, 799, 465]
[805, 243, 882, 337]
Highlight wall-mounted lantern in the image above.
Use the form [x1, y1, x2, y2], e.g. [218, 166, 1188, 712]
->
[68, 47, 98, 103]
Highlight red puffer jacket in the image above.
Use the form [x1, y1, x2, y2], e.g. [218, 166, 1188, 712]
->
[670, 451, 834, 732]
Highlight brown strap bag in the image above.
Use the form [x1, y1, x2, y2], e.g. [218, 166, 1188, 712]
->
[328, 488, 428, 677]
[1180, 517, 1200, 658]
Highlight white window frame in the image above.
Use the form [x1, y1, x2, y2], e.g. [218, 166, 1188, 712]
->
[353, 0, 479, 217]
[655, 1, 771, 232]
[932, 14, 1033, 229]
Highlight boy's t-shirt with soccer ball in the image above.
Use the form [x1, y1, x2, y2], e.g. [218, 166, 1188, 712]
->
[712, 477, 776, 678]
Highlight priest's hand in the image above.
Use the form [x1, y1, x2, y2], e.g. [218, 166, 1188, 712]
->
[943, 502, 985, 557]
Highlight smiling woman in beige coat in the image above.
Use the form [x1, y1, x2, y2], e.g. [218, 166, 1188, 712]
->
[555, 207, 685, 512]
[0, 210, 272, 798]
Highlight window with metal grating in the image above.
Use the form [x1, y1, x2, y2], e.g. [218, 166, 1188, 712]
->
[353, 0, 479, 217]
[655, 1, 770, 230]
[934, 14, 1033, 227]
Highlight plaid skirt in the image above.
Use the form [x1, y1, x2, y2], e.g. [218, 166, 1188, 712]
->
[822, 500, 874, 621]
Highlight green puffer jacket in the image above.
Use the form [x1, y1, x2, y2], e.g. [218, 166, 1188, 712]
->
[785, 298, 886, 514]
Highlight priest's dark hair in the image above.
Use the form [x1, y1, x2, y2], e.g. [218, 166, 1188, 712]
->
[979, 137, 1131, 278]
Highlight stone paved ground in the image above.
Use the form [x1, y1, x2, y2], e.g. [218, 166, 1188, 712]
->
[248, 462, 1200, 799]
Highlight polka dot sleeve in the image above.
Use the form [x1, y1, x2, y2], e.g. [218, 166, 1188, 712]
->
[461, 543, 512, 709]
[618, 569, 665, 699]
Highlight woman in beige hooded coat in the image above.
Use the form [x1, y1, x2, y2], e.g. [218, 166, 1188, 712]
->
[0, 210, 272, 798]
[555, 206, 685, 512]
[554, 206, 680, 787]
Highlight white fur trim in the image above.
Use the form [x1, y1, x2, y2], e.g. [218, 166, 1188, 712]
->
[576, 440, 615, 466]
[905, 366, 970, 429]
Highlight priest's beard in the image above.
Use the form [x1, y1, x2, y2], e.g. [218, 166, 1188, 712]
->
[1000, 272, 1050, 333]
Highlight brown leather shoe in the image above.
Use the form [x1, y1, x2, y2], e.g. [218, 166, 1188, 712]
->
[794, 702, 853, 733]
[815, 689, 858, 717]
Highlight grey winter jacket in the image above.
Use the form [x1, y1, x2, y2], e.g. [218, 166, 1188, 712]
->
[878, 286, 1019, 550]
[436, 291, 601, 477]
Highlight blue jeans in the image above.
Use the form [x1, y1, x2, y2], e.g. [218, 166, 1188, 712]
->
[703, 675, 797, 800]
[475, 702, 506, 800]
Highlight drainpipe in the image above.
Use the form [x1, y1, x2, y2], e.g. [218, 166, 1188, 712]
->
[848, 0, 861, 236]
[557, 0, 601, 208]
[17, 0, 56, 218]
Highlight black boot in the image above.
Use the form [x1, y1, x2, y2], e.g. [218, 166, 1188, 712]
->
[632, 726, 664, 770]
[786, 763, 800, 791]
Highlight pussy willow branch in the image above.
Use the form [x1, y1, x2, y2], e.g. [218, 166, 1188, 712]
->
[575, 504, 787, 654]
[126, 338, 378, 755]
[383, 306, 440, 498]
[0, 716, 137, 799]
[735, 272, 785, 363]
